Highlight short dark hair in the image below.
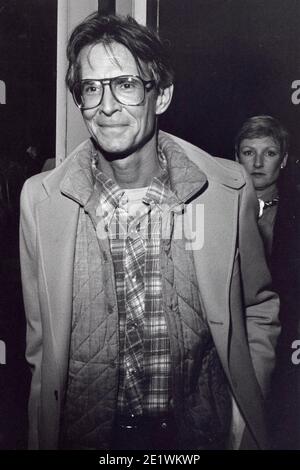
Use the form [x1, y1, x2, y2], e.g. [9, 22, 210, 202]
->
[235, 115, 289, 157]
[66, 13, 174, 92]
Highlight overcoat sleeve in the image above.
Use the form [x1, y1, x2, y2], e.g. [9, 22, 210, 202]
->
[20, 179, 42, 449]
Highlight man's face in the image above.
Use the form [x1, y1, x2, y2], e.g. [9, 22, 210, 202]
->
[237, 136, 287, 192]
[78, 42, 160, 157]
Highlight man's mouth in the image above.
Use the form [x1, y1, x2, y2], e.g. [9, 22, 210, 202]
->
[99, 123, 127, 127]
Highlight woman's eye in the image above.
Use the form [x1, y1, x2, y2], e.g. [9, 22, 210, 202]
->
[242, 150, 253, 157]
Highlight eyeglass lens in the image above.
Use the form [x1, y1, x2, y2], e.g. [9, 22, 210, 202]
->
[74, 76, 146, 108]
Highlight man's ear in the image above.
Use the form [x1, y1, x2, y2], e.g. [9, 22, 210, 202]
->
[155, 84, 174, 115]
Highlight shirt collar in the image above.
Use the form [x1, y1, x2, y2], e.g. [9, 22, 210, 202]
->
[93, 159, 172, 214]
[257, 185, 279, 203]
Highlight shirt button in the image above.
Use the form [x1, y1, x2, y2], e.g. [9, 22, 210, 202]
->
[161, 422, 168, 429]
[129, 231, 138, 240]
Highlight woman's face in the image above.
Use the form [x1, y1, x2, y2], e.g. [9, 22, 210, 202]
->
[237, 136, 288, 192]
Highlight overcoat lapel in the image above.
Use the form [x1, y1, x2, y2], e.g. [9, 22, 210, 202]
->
[188, 181, 239, 375]
[187, 182, 268, 447]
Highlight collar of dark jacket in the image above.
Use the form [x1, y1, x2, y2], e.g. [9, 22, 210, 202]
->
[57, 134, 208, 208]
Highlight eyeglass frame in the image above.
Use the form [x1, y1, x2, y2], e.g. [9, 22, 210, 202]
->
[72, 75, 157, 110]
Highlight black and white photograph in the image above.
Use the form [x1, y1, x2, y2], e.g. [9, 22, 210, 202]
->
[0, 0, 300, 456]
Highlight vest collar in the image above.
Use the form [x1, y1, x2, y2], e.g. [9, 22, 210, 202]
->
[43, 135, 208, 207]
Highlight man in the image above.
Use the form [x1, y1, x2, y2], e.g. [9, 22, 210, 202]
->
[20, 13, 279, 450]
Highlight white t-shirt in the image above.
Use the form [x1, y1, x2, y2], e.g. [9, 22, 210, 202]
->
[122, 187, 148, 218]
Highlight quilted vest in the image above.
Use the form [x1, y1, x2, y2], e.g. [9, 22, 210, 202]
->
[59, 208, 119, 449]
[160, 228, 232, 449]
[59, 197, 231, 449]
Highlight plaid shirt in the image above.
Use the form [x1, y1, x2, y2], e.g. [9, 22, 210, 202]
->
[93, 161, 173, 417]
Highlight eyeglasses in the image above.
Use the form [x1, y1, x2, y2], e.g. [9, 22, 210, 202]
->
[72, 75, 156, 110]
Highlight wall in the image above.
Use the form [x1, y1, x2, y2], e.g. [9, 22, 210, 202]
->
[56, 0, 98, 164]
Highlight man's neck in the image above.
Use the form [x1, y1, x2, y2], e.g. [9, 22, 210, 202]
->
[97, 136, 162, 189]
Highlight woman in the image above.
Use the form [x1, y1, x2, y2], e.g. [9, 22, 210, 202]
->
[235, 115, 290, 258]
[235, 115, 300, 449]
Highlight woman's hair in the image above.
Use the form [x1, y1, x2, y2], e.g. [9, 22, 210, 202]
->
[66, 13, 174, 92]
[235, 115, 289, 157]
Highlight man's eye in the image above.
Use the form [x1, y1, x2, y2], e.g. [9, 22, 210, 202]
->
[83, 83, 100, 94]
[266, 151, 278, 157]
[124, 82, 134, 89]
[117, 79, 139, 91]
[120, 82, 136, 90]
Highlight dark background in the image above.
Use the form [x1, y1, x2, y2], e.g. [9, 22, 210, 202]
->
[0, 0, 57, 449]
[0, 0, 57, 161]
[159, 0, 300, 167]
[1, 0, 300, 449]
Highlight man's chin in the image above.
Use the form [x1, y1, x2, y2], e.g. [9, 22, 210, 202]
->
[92, 140, 133, 161]
[91, 128, 156, 161]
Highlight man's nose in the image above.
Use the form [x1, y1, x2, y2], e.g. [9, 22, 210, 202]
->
[253, 152, 264, 168]
[99, 84, 121, 115]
